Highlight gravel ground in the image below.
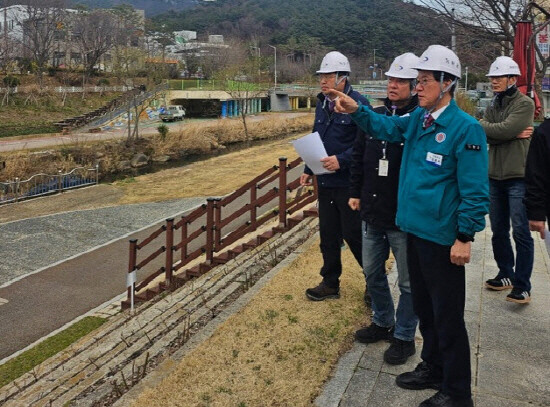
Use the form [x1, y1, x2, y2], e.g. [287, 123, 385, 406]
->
[0, 197, 205, 286]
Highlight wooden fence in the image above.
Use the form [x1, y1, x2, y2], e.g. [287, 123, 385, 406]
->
[123, 157, 318, 309]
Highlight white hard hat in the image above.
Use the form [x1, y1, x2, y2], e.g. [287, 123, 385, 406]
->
[414, 45, 461, 78]
[385, 53, 420, 79]
[317, 51, 351, 74]
[486, 56, 521, 77]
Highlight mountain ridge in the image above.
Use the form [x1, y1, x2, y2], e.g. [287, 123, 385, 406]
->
[69, 0, 201, 16]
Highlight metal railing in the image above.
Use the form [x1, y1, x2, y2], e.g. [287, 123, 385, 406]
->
[0, 165, 99, 205]
[0, 85, 134, 94]
[168, 79, 271, 91]
[84, 83, 169, 130]
[126, 157, 318, 305]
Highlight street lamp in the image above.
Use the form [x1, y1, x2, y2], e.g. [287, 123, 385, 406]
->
[268, 44, 277, 88]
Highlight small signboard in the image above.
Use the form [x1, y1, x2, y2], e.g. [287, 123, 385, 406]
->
[536, 25, 549, 59]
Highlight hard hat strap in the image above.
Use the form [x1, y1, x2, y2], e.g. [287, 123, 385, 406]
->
[335, 73, 347, 87]
[427, 72, 456, 113]
[410, 79, 417, 97]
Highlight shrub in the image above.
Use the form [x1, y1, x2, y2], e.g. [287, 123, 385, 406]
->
[456, 91, 476, 116]
[3, 75, 20, 88]
[97, 78, 110, 86]
[157, 124, 169, 141]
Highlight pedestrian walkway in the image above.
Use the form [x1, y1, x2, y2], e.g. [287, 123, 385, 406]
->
[0, 198, 204, 286]
[0, 198, 204, 361]
[315, 225, 550, 407]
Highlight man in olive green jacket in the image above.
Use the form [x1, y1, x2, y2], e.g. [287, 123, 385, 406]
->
[480, 56, 535, 304]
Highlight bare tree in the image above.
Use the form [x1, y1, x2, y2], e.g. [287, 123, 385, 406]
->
[0, 33, 14, 74]
[15, 0, 68, 87]
[418, 1, 550, 80]
[216, 43, 267, 139]
[0, 1, 15, 74]
[71, 8, 117, 89]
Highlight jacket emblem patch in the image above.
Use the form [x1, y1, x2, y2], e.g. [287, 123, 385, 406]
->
[466, 144, 481, 151]
[435, 132, 446, 143]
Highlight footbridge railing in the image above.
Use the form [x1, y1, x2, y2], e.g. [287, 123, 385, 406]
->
[124, 157, 318, 309]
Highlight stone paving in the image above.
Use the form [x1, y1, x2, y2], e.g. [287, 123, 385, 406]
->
[315, 224, 550, 407]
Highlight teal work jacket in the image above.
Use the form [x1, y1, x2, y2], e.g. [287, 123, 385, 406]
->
[350, 99, 489, 246]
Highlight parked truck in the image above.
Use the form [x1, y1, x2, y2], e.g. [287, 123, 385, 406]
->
[159, 105, 186, 122]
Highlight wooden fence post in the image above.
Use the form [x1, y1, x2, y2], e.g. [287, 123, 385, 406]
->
[313, 175, 319, 200]
[165, 218, 174, 285]
[278, 157, 288, 228]
[180, 215, 187, 263]
[128, 239, 137, 300]
[250, 184, 257, 229]
[214, 198, 222, 248]
[205, 198, 215, 264]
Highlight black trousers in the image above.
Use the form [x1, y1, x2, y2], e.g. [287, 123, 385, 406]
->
[318, 187, 362, 288]
[407, 234, 471, 399]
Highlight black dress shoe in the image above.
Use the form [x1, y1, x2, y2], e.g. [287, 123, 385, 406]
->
[396, 361, 442, 390]
[419, 391, 473, 407]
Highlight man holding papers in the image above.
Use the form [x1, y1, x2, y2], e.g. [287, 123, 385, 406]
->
[299, 51, 370, 301]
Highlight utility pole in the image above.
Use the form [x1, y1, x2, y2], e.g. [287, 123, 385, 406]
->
[465, 66, 468, 90]
[268, 44, 277, 88]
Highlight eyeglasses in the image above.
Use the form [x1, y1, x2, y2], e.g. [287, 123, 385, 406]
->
[416, 77, 437, 87]
[318, 73, 336, 80]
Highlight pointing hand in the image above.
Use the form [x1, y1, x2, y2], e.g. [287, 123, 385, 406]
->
[325, 89, 359, 114]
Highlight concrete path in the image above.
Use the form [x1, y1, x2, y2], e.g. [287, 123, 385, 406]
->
[0, 198, 204, 286]
[315, 224, 550, 407]
[0, 112, 310, 152]
[0, 198, 204, 361]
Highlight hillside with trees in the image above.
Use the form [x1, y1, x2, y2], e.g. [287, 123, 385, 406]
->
[151, 0, 453, 65]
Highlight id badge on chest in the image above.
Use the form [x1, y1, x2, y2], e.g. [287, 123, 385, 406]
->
[378, 159, 389, 177]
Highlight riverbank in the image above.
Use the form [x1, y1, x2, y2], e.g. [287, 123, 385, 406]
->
[0, 129, 306, 223]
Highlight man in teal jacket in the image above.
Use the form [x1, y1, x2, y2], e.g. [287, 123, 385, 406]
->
[329, 45, 488, 407]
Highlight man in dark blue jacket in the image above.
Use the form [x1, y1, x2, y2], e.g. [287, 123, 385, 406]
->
[300, 51, 370, 301]
[349, 53, 419, 365]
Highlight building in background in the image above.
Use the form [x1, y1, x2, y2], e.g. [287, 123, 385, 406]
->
[0, 4, 145, 73]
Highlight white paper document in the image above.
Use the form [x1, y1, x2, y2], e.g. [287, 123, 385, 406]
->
[292, 131, 334, 175]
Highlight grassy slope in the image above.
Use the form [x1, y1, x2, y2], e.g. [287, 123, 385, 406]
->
[131, 240, 367, 407]
[0, 92, 122, 137]
[0, 317, 106, 388]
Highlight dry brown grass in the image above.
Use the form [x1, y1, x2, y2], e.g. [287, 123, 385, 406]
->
[116, 134, 302, 204]
[151, 115, 312, 156]
[0, 115, 313, 184]
[131, 239, 368, 407]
